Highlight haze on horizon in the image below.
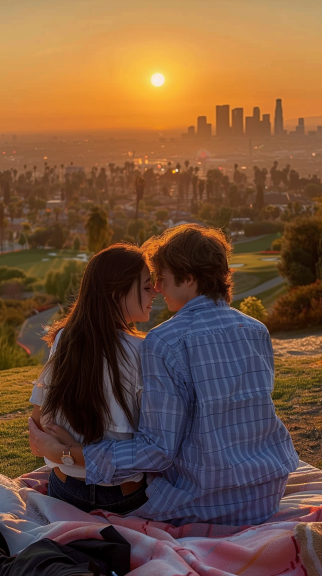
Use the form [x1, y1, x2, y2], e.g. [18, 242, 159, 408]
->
[1, 0, 322, 133]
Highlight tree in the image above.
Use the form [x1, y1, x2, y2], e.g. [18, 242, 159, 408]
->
[155, 209, 169, 223]
[18, 232, 27, 249]
[72, 235, 81, 251]
[45, 260, 85, 302]
[48, 223, 69, 249]
[304, 183, 322, 199]
[278, 217, 322, 286]
[240, 297, 267, 323]
[85, 206, 112, 253]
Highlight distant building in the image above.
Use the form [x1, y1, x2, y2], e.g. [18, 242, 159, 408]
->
[188, 125, 195, 137]
[232, 108, 244, 136]
[65, 166, 85, 175]
[216, 105, 230, 137]
[197, 116, 212, 138]
[262, 114, 271, 137]
[317, 126, 322, 135]
[296, 118, 305, 136]
[274, 98, 284, 136]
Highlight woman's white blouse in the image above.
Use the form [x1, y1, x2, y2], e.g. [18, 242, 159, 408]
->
[29, 330, 144, 484]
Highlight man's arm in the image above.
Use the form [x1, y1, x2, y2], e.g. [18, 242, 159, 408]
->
[84, 332, 189, 485]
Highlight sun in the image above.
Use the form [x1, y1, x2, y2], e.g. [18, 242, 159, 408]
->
[151, 73, 165, 87]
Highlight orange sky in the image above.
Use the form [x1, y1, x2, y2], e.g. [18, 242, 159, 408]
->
[1, 0, 322, 132]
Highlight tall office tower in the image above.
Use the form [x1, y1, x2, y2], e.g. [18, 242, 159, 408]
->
[262, 114, 271, 137]
[296, 118, 305, 136]
[252, 107, 261, 137]
[197, 116, 208, 138]
[216, 105, 230, 137]
[232, 108, 244, 136]
[245, 116, 254, 138]
[187, 125, 195, 138]
[206, 123, 212, 138]
[274, 99, 284, 136]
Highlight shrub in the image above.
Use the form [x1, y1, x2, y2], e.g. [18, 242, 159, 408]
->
[278, 217, 322, 286]
[266, 281, 322, 332]
[240, 297, 267, 323]
[271, 238, 283, 251]
[0, 324, 39, 371]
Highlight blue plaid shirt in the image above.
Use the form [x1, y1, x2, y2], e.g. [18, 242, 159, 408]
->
[84, 296, 298, 525]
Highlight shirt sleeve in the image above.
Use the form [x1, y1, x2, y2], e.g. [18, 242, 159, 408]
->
[83, 331, 189, 484]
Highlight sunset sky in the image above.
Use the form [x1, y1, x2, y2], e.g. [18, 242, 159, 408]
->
[1, 0, 322, 132]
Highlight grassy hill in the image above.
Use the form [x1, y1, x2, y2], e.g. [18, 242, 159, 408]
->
[0, 248, 87, 278]
[1, 357, 322, 479]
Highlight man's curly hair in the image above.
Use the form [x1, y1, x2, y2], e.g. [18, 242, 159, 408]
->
[143, 224, 233, 304]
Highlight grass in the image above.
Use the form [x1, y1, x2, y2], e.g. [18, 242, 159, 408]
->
[232, 251, 281, 294]
[0, 248, 86, 279]
[232, 234, 279, 254]
[233, 282, 288, 310]
[1, 358, 322, 478]
[0, 366, 43, 478]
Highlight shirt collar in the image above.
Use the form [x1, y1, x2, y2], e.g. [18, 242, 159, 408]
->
[174, 294, 229, 317]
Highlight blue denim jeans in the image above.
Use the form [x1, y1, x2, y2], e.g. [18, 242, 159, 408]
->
[47, 470, 148, 514]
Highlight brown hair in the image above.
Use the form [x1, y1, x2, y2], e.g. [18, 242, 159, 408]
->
[145, 224, 233, 303]
[41, 243, 145, 445]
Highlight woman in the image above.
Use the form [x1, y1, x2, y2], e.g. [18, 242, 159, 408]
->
[29, 243, 157, 514]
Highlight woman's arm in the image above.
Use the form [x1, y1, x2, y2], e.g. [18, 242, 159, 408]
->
[29, 405, 44, 456]
[28, 418, 85, 466]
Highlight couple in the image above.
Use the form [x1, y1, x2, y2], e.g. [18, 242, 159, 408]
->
[29, 224, 299, 527]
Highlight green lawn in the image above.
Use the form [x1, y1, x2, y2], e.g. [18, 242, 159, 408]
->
[0, 249, 87, 279]
[232, 234, 279, 254]
[232, 251, 281, 294]
[1, 357, 322, 478]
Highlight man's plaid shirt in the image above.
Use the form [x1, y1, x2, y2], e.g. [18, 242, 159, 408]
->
[84, 296, 298, 525]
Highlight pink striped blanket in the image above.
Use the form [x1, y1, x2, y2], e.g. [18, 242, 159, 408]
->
[1, 461, 322, 575]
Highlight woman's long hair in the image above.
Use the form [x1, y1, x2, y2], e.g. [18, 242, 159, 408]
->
[41, 244, 145, 445]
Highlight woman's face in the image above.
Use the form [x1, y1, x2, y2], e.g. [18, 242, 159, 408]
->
[120, 264, 157, 323]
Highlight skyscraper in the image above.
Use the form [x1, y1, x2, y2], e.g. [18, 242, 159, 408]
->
[262, 114, 271, 137]
[197, 116, 211, 138]
[232, 108, 244, 136]
[296, 118, 305, 136]
[216, 105, 230, 137]
[274, 99, 284, 136]
[197, 116, 207, 138]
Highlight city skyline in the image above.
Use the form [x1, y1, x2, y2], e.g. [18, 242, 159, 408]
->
[182, 99, 322, 139]
[2, 1, 322, 132]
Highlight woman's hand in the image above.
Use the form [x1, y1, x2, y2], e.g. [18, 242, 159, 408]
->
[41, 419, 77, 446]
[28, 417, 86, 467]
[28, 417, 64, 464]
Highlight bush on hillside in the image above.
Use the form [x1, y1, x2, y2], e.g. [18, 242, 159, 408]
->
[278, 217, 322, 287]
[271, 238, 283, 251]
[266, 280, 322, 332]
[243, 222, 285, 237]
[0, 324, 39, 371]
[240, 297, 267, 323]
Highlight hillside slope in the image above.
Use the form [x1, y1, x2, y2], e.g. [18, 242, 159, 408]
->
[1, 358, 322, 478]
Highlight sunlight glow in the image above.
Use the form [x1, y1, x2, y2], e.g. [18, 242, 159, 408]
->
[151, 73, 165, 87]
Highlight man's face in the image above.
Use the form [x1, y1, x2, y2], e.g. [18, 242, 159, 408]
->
[155, 269, 190, 312]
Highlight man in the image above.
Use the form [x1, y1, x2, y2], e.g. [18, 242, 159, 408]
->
[30, 224, 298, 526]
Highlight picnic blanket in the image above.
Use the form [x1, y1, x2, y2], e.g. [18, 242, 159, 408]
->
[1, 461, 322, 575]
